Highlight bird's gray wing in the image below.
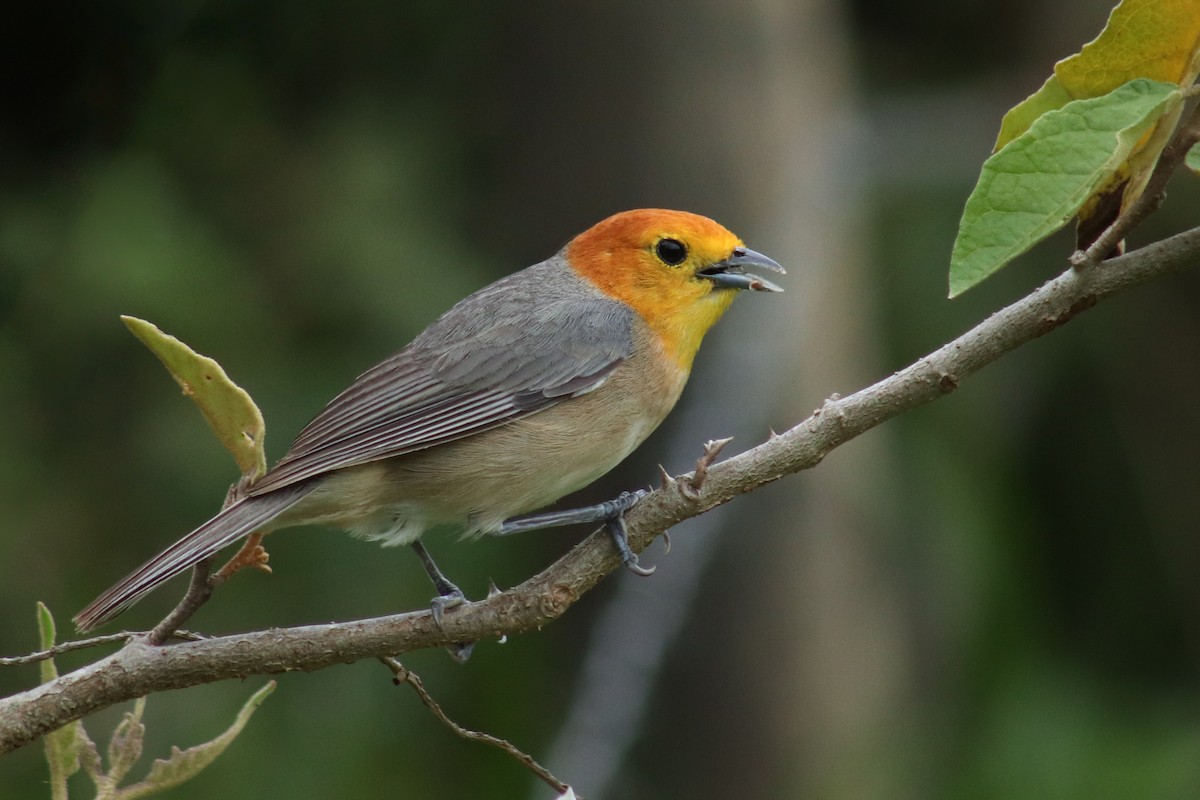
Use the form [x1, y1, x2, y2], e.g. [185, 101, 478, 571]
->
[247, 293, 633, 495]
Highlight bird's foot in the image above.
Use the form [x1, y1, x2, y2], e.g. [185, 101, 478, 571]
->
[429, 584, 475, 663]
[603, 490, 654, 576]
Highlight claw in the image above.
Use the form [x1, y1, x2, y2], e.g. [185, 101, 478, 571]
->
[447, 641, 475, 663]
[429, 588, 466, 632]
[624, 557, 656, 577]
[604, 500, 655, 576]
[428, 588, 475, 663]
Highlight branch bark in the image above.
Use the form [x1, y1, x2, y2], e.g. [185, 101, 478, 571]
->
[3, 224, 1200, 755]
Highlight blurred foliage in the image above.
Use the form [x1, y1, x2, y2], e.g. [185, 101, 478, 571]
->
[3, 0, 1200, 799]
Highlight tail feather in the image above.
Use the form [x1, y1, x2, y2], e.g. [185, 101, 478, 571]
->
[74, 485, 313, 632]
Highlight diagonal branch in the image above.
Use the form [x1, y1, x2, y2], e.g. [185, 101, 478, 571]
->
[3, 224, 1200, 755]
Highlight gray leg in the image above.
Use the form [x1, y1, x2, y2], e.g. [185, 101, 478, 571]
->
[497, 490, 654, 576]
[410, 540, 474, 663]
[411, 540, 464, 603]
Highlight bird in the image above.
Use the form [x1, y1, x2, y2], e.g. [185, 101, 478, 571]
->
[74, 208, 784, 633]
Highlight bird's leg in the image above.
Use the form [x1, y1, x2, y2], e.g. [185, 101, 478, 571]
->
[496, 490, 647, 535]
[410, 540, 474, 663]
[497, 490, 654, 576]
[411, 539, 466, 616]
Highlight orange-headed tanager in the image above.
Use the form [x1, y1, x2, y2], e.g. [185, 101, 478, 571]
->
[74, 208, 784, 632]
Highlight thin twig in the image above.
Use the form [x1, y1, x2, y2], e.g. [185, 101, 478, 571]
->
[378, 657, 571, 795]
[679, 437, 734, 499]
[141, 481, 273, 644]
[144, 530, 271, 646]
[148, 558, 215, 645]
[1071, 98, 1200, 269]
[0, 633, 139, 667]
[0, 629, 207, 668]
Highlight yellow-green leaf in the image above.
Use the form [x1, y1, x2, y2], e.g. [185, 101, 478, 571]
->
[1187, 141, 1200, 175]
[996, 75, 1075, 151]
[994, 0, 1200, 150]
[950, 79, 1181, 297]
[122, 316, 266, 479]
[1056, 0, 1200, 97]
[37, 601, 59, 683]
[1115, 94, 1185, 207]
[39, 603, 87, 800]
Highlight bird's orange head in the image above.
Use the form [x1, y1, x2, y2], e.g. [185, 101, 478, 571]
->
[566, 209, 784, 370]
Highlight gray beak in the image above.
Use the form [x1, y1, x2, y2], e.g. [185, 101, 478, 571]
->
[698, 247, 785, 292]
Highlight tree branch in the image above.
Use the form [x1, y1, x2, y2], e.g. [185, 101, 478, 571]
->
[3, 224, 1200, 755]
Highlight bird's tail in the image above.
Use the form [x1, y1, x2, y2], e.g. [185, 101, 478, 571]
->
[73, 485, 313, 632]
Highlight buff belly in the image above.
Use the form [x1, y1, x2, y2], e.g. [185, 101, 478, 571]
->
[275, 345, 686, 546]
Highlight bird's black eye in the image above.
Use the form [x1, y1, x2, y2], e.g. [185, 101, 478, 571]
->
[655, 238, 688, 266]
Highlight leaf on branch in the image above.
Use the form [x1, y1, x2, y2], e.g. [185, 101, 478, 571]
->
[956, 0, 1200, 295]
[1055, 0, 1200, 101]
[111, 681, 275, 799]
[1186, 142, 1200, 175]
[38, 603, 93, 800]
[36, 603, 59, 682]
[121, 316, 267, 480]
[997, 0, 1200, 150]
[950, 79, 1181, 297]
[996, 74, 1076, 151]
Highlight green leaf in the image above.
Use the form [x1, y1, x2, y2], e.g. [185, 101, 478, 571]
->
[37, 602, 60, 682]
[113, 681, 276, 799]
[995, 75, 1074, 151]
[39, 603, 88, 800]
[949, 79, 1181, 297]
[1186, 142, 1200, 175]
[122, 316, 267, 479]
[988, 0, 1200, 245]
[998, 0, 1200, 150]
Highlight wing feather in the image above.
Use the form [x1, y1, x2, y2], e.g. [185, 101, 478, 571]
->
[249, 267, 633, 495]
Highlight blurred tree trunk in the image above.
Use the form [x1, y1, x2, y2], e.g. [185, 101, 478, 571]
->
[743, 0, 913, 796]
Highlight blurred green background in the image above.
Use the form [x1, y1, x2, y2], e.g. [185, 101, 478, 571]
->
[4, 1, 1200, 798]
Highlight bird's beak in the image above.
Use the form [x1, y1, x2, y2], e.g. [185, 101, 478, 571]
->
[698, 247, 785, 292]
